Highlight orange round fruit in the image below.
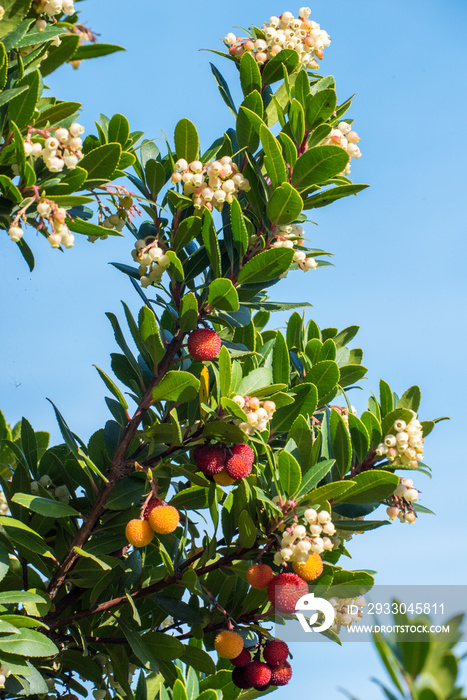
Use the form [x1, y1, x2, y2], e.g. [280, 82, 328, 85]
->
[214, 630, 244, 659]
[246, 563, 274, 589]
[292, 552, 323, 581]
[213, 470, 236, 486]
[125, 519, 154, 547]
[148, 504, 180, 534]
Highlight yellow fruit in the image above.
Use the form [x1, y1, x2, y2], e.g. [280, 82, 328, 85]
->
[213, 470, 236, 486]
[246, 563, 274, 589]
[125, 519, 154, 547]
[148, 504, 180, 534]
[292, 552, 323, 581]
[214, 630, 244, 659]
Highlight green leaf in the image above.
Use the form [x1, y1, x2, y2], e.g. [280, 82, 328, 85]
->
[173, 215, 202, 251]
[338, 364, 367, 387]
[67, 218, 122, 237]
[303, 183, 369, 209]
[237, 368, 273, 395]
[33, 100, 81, 129]
[272, 331, 290, 386]
[73, 547, 112, 570]
[79, 143, 122, 186]
[397, 385, 421, 412]
[0, 544, 9, 583]
[267, 182, 303, 225]
[361, 411, 382, 450]
[379, 379, 394, 416]
[208, 279, 239, 311]
[179, 292, 199, 332]
[202, 422, 246, 443]
[238, 510, 257, 548]
[166, 251, 184, 281]
[304, 89, 337, 129]
[237, 97, 264, 152]
[11, 493, 79, 518]
[295, 459, 335, 499]
[237, 247, 294, 284]
[330, 409, 352, 478]
[174, 118, 199, 162]
[138, 306, 165, 365]
[339, 470, 399, 504]
[289, 98, 305, 143]
[240, 51, 262, 96]
[94, 366, 128, 409]
[0, 4, 32, 40]
[145, 159, 166, 198]
[272, 383, 318, 432]
[108, 113, 130, 147]
[172, 680, 189, 700]
[0, 628, 58, 657]
[0, 590, 49, 605]
[229, 197, 248, 257]
[292, 146, 350, 191]
[201, 208, 221, 277]
[9, 69, 40, 128]
[152, 371, 200, 403]
[0, 517, 55, 559]
[181, 645, 216, 675]
[0, 86, 28, 108]
[71, 43, 126, 60]
[293, 67, 311, 107]
[143, 632, 185, 661]
[218, 346, 232, 397]
[152, 595, 203, 625]
[47, 195, 93, 206]
[210, 63, 237, 116]
[307, 360, 340, 405]
[278, 450, 302, 496]
[260, 125, 287, 187]
[306, 480, 355, 505]
[0, 174, 21, 203]
[348, 414, 370, 462]
[39, 34, 80, 76]
[262, 49, 300, 85]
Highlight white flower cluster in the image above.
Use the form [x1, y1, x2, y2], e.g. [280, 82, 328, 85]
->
[31, 475, 71, 504]
[375, 413, 424, 467]
[329, 595, 366, 633]
[0, 489, 9, 515]
[33, 0, 74, 17]
[8, 203, 74, 248]
[172, 157, 250, 212]
[323, 121, 361, 175]
[224, 8, 330, 68]
[23, 123, 85, 174]
[0, 664, 11, 689]
[386, 478, 418, 524]
[272, 223, 317, 271]
[273, 508, 336, 565]
[131, 239, 171, 288]
[231, 395, 276, 435]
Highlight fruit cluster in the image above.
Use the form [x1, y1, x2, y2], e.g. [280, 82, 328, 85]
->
[232, 395, 277, 435]
[274, 508, 336, 564]
[224, 8, 330, 69]
[30, 476, 71, 504]
[246, 564, 311, 615]
[33, 0, 74, 17]
[375, 412, 424, 467]
[386, 477, 419, 523]
[329, 595, 366, 633]
[0, 489, 9, 515]
[102, 196, 132, 233]
[125, 499, 180, 547]
[272, 223, 318, 271]
[23, 123, 85, 174]
[131, 238, 171, 288]
[171, 157, 250, 212]
[194, 442, 255, 484]
[215, 630, 293, 689]
[323, 121, 362, 175]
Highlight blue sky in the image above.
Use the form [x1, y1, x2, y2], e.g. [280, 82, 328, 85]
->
[1, 0, 467, 697]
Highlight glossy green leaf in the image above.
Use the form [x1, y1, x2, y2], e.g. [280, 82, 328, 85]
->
[210, 63, 237, 116]
[307, 360, 340, 405]
[180, 292, 198, 332]
[304, 89, 337, 129]
[237, 368, 273, 395]
[272, 331, 290, 386]
[71, 43, 126, 60]
[267, 182, 303, 225]
[152, 371, 199, 403]
[39, 34, 80, 76]
[240, 51, 262, 96]
[229, 197, 249, 257]
[397, 385, 421, 412]
[295, 459, 335, 499]
[303, 183, 369, 209]
[11, 493, 79, 518]
[238, 510, 257, 548]
[9, 69, 40, 128]
[0, 517, 54, 559]
[348, 414, 370, 462]
[201, 208, 221, 277]
[262, 49, 299, 85]
[289, 98, 305, 144]
[79, 143, 121, 186]
[208, 278, 239, 311]
[238, 247, 294, 285]
[292, 145, 349, 191]
[330, 409, 352, 478]
[339, 470, 399, 504]
[0, 628, 58, 657]
[34, 100, 81, 129]
[278, 450, 302, 496]
[108, 113, 130, 146]
[138, 306, 165, 365]
[260, 125, 288, 187]
[173, 215, 202, 251]
[67, 218, 122, 238]
[145, 159, 166, 198]
[181, 645, 216, 675]
[174, 118, 199, 162]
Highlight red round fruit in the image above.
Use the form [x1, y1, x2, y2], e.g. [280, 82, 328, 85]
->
[267, 573, 308, 615]
[231, 443, 254, 464]
[246, 564, 274, 590]
[225, 454, 252, 480]
[231, 649, 251, 668]
[270, 661, 292, 686]
[263, 640, 289, 666]
[232, 667, 252, 690]
[187, 328, 221, 361]
[244, 661, 272, 689]
[143, 497, 163, 519]
[194, 444, 226, 475]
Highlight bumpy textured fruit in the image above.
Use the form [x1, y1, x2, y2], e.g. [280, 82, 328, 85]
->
[214, 630, 244, 659]
[148, 505, 180, 534]
[263, 640, 289, 666]
[293, 552, 323, 581]
[194, 444, 226, 475]
[246, 564, 274, 590]
[225, 454, 252, 480]
[270, 661, 292, 686]
[187, 328, 221, 361]
[267, 573, 308, 614]
[231, 443, 254, 464]
[125, 519, 154, 547]
[232, 667, 252, 690]
[143, 497, 163, 519]
[213, 470, 236, 486]
[231, 649, 251, 668]
[244, 661, 272, 688]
